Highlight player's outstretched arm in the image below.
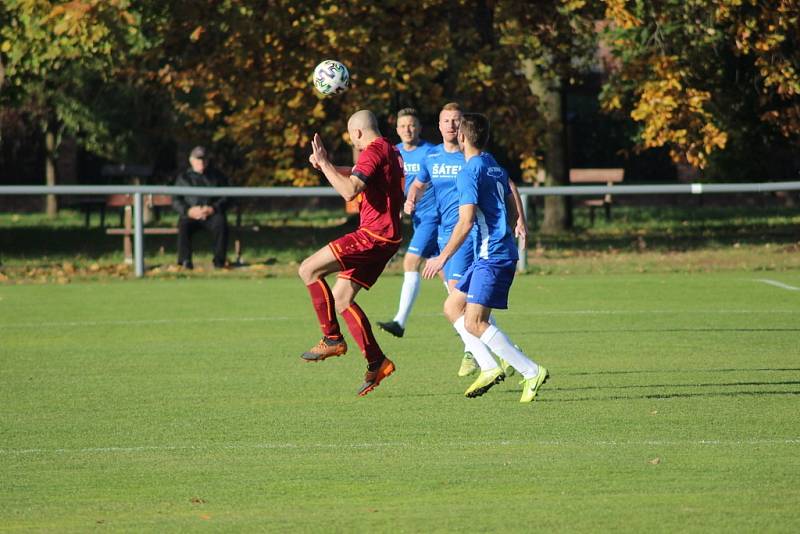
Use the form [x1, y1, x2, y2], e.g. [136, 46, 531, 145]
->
[311, 133, 365, 201]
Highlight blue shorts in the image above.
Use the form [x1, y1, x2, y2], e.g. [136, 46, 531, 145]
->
[439, 233, 475, 282]
[455, 259, 517, 309]
[407, 214, 439, 259]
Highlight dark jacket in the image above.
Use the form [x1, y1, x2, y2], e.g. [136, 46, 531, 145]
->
[172, 167, 230, 216]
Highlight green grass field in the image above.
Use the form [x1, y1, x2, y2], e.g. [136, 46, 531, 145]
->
[1, 272, 799, 531]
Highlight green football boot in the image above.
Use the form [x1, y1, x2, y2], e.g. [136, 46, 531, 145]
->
[498, 357, 515, 378]
[457, 351, 479, 377]
[464, 367, 505, 398]
[519, 365, 549, 403]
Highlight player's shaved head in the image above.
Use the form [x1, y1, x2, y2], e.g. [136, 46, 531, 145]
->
[348, 109, 379, 134]
[347, 109, 381, 150]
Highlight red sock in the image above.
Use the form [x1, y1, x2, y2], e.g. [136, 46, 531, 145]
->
[306, 280, 342, 339]
[341, 303, 384, 367]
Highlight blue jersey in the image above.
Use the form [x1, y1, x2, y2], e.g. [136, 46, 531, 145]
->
[456, 152, 518, 262]
[397, 141, 436, 218]
[415, 144, 465, 232]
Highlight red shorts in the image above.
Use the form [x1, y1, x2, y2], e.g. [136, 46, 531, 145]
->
[329, 229, 400, 289]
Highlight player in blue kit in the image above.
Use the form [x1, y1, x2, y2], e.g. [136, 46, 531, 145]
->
[405, 102, 513, 378]
[377, 108, 438, 338]
[422, 112, 548, 402]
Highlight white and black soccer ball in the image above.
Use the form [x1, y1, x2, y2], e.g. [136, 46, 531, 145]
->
[313, 59, 350, 96]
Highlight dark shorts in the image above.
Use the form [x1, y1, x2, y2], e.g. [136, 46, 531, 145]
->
[329, 229, 401, 289]
[455, 259, 517, 309]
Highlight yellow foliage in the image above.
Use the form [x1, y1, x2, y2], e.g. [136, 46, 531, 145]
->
[189, 26, 204, 42]
[605, 0, 642, 29]
[203, 102, 221, 120]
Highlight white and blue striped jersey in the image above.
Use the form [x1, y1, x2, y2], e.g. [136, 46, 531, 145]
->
[456, 152, 518, 262]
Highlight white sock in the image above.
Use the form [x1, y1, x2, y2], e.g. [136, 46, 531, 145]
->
[445, 282, 468, 353]
[393, 271, 420, 327]
[454, 316, 498, 371]
[480, 324, 539, 378]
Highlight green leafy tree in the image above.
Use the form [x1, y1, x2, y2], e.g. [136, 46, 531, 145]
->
[0, 0, 150, 215]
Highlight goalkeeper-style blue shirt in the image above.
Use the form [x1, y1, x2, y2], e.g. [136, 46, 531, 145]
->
[397, 141, 436, 218]
[456, 151, 518, 262]
[415, 144, 465, 233]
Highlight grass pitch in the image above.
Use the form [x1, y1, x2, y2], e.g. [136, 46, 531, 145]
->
[1, 271, 799, 531]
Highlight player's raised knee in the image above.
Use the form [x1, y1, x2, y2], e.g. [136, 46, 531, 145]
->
[298, 258, 315, 283]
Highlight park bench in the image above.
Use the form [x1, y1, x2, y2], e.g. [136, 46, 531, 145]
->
[105, 194, 243, 265]
[569, 168, 624, 224]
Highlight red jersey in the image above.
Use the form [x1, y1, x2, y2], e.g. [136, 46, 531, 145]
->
[351, 137, 405, 243]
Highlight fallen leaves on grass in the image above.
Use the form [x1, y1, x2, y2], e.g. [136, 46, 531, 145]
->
[649, 457, 662, 465]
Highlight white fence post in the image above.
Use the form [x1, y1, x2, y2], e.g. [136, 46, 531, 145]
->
[133, 192, 144, 277]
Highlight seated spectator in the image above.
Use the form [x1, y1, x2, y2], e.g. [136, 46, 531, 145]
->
[172, 146, 229, 269]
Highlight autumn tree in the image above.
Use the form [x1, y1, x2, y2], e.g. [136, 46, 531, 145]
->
[140, 0, 604, 237]
[600, 0, 800, 179]
[499, 0, 603, 232]
[0, 0, 150, 215]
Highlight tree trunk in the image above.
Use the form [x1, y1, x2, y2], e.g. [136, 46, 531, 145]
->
[540, 85, 572, 233]
[524, 65, 572, 234]
[45, 127, 58, 218]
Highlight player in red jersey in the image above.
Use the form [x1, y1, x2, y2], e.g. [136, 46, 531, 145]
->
[298, 109, 405, 396]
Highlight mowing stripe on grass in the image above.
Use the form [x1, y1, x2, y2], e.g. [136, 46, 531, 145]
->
[2, 438, 799, 456]
[753, 278, 800, 291]
[1, 309, 798, 330]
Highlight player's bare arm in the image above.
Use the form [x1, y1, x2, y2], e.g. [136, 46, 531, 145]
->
[311, 133, 366, 201]
[422, 203, 475, 279]
[404, 179, 429, 214]
[508, 180, 528, 240]
[506, 193, 520, 230]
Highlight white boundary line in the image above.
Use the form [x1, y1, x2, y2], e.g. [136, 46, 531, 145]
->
[754, 279, 800, 291]
[1, 309, 798, 329]
[2, 438, 799, 456]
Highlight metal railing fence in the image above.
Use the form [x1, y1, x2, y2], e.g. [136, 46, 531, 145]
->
[2, 181, 799, 277]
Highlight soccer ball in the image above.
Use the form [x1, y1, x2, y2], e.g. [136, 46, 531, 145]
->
[313, 60, 350, 96]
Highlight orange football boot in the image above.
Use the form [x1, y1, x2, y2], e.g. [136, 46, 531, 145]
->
[301, 337, 348, 362]
[357, 357, 396, 397]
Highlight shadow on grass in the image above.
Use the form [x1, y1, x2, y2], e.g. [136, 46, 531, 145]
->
[538, 389, 800, 402]
[553, 380, 800, 392]
[0, 221, 354, 260]
[2, 204, 798, 261]
[565, 367, 800, 376]
[537, 225, 799, 253]
[524, 328, 800, 336]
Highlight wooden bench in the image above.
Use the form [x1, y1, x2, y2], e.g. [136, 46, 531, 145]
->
[569, 168, 624, 224]
[105, 194, 243, 265]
